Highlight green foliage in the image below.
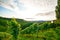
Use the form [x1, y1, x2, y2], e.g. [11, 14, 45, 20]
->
[0, 19, 8, 32]
[21, 23, 38, 34]
[22, 22, 33, 30]
[43, 29, 58, 40]
[54, 27, 60, 40]
[7, 18, 21, 40]
[0, 17, 60, 40]
[0, 32, 12, 40]
[56, 0, 60, 19]
[0, 1, 60, 39]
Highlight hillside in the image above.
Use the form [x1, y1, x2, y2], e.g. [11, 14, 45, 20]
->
[0, 0, 60, 40]
[0, 16, 60, 40]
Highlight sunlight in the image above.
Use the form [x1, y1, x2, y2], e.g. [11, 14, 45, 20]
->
[0, 0, 57, 21]
[13, 0, 57, 21]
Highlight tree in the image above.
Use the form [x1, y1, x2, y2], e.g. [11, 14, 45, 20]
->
[56, 0, 60, 19]
[7, 18, 21, 40]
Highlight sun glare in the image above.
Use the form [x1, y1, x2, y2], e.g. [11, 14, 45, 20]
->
[0, 0, 57, 21]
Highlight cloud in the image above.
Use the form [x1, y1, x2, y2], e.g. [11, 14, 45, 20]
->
[0, 0, 13, 10]
[0, 0, 58, 21]
[24, 11, 56, 21]
[0, 0, 20, 12]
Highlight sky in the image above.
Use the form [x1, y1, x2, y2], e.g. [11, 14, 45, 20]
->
[0, 0, 58, 21]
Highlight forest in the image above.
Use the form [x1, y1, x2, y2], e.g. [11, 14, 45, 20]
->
[0, 0, 60, 40]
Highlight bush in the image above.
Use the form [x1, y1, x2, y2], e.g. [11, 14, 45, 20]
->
[0, 32, 12, 40]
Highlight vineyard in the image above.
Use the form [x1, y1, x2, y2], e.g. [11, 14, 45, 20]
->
[0, 16, 60, 40]
[0, 0, 60, 40]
